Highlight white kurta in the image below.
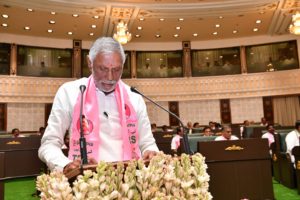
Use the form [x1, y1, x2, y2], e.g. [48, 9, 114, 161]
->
[285, 129, 300, 164]
[215, 135, 239, 141]
[38, 78, 159, 171]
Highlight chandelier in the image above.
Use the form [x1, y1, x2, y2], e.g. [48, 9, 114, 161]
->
[113, 20, 132, 45]
[289, 12, 300, 35]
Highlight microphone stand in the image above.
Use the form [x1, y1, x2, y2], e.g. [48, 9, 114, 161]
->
[130, 87, 192, 155]
[79, 85, 88, 166]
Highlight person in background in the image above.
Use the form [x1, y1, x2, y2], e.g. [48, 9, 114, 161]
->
[171, 127, 183, 154]
[38, 127, 45, 136]
[215, 125, 239, 141]
[150, 123, 157, 133]
[11, 128, 25, 138]
[39, 37, 159, 174]
[261, 124, 277, 148]
[285, 120, 300, 165]
[260, 117, 268, 126]
[240, 120, 250, 139]
[202, 126, 213, 136]
[186, 121, 193, 134]
[193, 122, 200, 128]
[209, 121, 216, 131]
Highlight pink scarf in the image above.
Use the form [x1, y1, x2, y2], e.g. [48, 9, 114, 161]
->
[68, 76, 141, 162]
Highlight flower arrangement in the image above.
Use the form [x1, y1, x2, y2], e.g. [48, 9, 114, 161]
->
[36, 152, 212, 200]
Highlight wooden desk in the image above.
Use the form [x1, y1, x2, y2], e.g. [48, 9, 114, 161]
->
[292, 146, 300, 194]
[197, 138, 274, 200]
[152, 131, 174, 155]
[0, 136, 46, 200]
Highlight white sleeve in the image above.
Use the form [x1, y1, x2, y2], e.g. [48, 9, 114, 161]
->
[135, 94, 159, 154]
[38, 85, 73, 171]
[171, 137, 177, 150]
[285, 132, 295, 163]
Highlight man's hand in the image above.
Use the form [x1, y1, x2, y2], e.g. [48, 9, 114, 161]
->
[63, 158, 97, 175]
[142, 150, 157, 161]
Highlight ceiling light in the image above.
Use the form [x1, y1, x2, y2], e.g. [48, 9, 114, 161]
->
[173, 34, 179, 37]
[27, 8, 33, 12]
[135, 34, 141, 38]
[24, 26, 30, 30]
[1, 23, 8, 27]
[193, 33, 198, 37]
[113, 20, 132, 45]
[137, 26, 142, 30]
[47, 29, 53, 33]
[91, 24, 96, 28]
[72, 14, 79, 17]
[289, 12, 300, 35]
[219, 16, 223, 19]
[215, 24, 220, 28]
[233, 30, 238, 34]
[253, 28, 258, 32]
[178, 18, 184, 21]
[259, 11, 265, 14]
[93, 15, 99, 19]
[51, 11, 56, 15]
[89, 33, 94, 36]
[159, 18, 165, 21]
[256, 20, 262, 24]
[176, 26, 181, 30]
[213, 32, 218, 35]
[139, 18, 144, 21]
[155, 34, 161, 38]
[2, 14, 8, 18]
[49, 20, 55, 24]
[68, 31, 73, 35]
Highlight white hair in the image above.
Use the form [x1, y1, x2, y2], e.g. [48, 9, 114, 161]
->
[88, 37, 126, 65]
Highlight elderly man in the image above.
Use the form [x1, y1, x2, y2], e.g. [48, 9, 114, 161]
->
[215, 125, 239, 141]
[39, 37, 159, 174]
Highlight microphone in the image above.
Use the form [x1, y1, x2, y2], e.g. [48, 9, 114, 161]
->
[130, 87, 192, 155]
[79, 85, 88, 165]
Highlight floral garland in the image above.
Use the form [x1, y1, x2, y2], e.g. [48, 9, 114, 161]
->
[36, 152, 212, 200]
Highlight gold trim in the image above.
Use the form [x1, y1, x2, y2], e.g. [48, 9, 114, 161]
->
[163, 134, 173, 138]
[6, 141, 21, 145]
[225, 145, 244, 151]
[297, 161, 300, 170]
[273, 154, 277, 162]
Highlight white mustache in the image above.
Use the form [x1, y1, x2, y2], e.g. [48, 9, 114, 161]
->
[100, 80, 116, 85]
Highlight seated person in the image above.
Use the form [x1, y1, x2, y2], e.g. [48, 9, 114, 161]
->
[151, 123, 157, 133]
[215, 125, 239, 141]
[11, 128, 25, 138]
[193, 122, 200, 128]
[38, 127, 46, 136]
[202, 126, 213, 136]
[260, 117, 268, 126]
[186, 121, 193, 134]
[240, 120, 250, 138]
[286, 120, 300, 165]
[261, 124, 277, 147]
[171, 127, 183, 154]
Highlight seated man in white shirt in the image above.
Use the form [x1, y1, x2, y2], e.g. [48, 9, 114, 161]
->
[171, 127, 183, 154]
[261, 124, 277, 148]
[285, 121, 300, 165]
[39, 37, 159, 174]
[215, 125, 239, 141]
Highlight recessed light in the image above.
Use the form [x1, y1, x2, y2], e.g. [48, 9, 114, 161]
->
[139, 18, 144, 21]
[93, 15, 99, 19]
[51, 11, 56, 15]
[1, 23, 8, 27]
[233, 30, 238, 34]
[253, 28, 258, 32]
[259, 11, 265, 14]
[155, 34, 161, 38]
[176, 26, 181, 30]
[193, 33, 198, 37]
[159, 18, 165, 21]
[137, 26, 142, 30]
[68, 31, 73, 35]
[213, 32, 218, 35]
[178, 18, 184, 21]
[2, 14, 8, 18]
[72, 14, 79, 17]
[27, 8, 33, 12]
[135, 34, 141, 38]
[47, 29, 53, 33]
[24, 26, 30, 30]
[91, 24, 96, 28]
[219, 55, 223, 59]
[219, 16, 223, 19]
[215, 24, 220, 28]
[89, 33, 94, 36]
[173, 34, 179, 37]
[49, 20, 55, 24]
[256, 20, 262, 24]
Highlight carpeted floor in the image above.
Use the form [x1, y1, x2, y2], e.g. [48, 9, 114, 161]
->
[4, 177, 300, 199]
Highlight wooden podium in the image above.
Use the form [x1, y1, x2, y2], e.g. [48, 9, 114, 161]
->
[197, 138, 274, 200]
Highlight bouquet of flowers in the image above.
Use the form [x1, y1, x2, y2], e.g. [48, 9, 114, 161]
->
[36, 152, 212, 200]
